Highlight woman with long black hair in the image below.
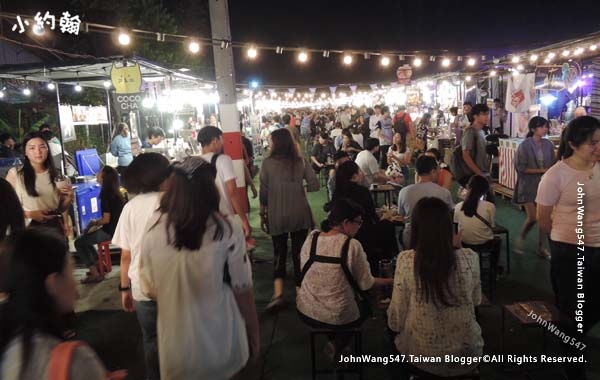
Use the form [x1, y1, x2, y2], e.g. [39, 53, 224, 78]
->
[387, 131, 411, 183]
[260, 128, 319, 310]
[76, 166, 125, 283]
[139, 156, 259, 379]
[513, 116, 555, 258]
[388, 197, 483, 378]
[0, 228, 110, 379]
[0, 178, 25, 240]
[6, 132, 73, 237]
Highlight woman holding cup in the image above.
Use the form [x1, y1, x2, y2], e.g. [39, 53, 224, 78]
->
[6, 132, 73, 237]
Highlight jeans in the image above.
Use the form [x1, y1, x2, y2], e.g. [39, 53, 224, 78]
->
[135, 300, 160, 380]
[400, 165, 410, 185]
[549, 240, 600, 380]
[74, 229, 111, 267]
[272, 229, 308, 285]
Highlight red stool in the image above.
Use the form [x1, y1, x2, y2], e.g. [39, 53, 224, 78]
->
[97, 241, 112, 275]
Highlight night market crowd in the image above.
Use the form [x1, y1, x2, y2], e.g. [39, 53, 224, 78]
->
[1, 103, 599, 380]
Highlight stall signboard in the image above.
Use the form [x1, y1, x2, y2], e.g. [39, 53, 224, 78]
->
[110, 63, 142, 94]
[111, 93, 143, 112]
[71, 105, 108, 125]
[59, 105, 76, 142]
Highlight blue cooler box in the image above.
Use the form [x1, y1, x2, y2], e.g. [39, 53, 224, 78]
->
[74, 183, 102, 231]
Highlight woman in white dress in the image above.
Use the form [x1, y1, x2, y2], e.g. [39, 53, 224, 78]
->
[139, 156, 259, 380]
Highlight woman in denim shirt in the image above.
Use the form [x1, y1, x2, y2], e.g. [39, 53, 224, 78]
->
[110, 123, 133, 173]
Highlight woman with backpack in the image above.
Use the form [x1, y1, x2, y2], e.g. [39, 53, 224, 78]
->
[297, 198, 393, 358]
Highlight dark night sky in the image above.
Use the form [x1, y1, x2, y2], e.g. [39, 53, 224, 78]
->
[2, 0, 600, 86]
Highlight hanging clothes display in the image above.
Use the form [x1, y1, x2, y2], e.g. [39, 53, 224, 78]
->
[505, 73, 535, 113]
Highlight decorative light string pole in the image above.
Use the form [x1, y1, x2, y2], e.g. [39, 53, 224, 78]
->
[208, 0, 248, 213]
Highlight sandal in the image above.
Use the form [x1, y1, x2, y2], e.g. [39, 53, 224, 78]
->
[80, 274, 105, 284]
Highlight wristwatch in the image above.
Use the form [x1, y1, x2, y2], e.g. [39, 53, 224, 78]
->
[118, 284, 131, 292]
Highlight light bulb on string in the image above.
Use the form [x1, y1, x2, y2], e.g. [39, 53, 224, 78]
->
[0, 91, 5, 99]
[117, 32, 131, 46]
[574, 47, 584, 56]
[547, 52, 556, 59]
[543, 58, 551, 64]
[103, 80, 112, 88]
[590, 45, 598, 51]
[511, 56, 520, 63]
[380, 56, 390, 67]
[23, 88, 31, 96]
[188, 41, 201, 54]
[413, 57, 422, 67]
[47, 82, 56, 90]
[516, 64, 524, 71]
[442, 58, 451, 67]
[467, 57, 476, 66]
[530, 54, 538, 62]
[562, 50, 570, 57]
[489, 70, 497, 77]
[343, 54, 353, 65]
[74, 84, 82, 92]
[465, 75, 472, 82]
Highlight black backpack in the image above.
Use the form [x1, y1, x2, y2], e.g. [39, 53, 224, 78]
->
[393, 113, 408, 135]
[449, 129, 477, 182]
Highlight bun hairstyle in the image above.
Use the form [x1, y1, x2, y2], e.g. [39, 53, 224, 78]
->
[526, 116, 548, 138]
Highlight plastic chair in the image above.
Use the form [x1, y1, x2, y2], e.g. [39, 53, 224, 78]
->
[97, 241, 112, 275]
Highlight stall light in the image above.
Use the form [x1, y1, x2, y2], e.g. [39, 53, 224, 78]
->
[103, 80, 112, 88]
[511, 56, 520, 63]
[178, 68, 190, 72]
[32, 24, 45, 36]
[441, 58, 451, 67]
[540, 94, 557, 106]
[465, 75, 472, 82]
[562, 50, 570, 57]
[413, 57, 423, 67]
[467, 57, 476, 66]
[0, 90, 4, 99]
[188, 41, 201, 54]
[298, 51, 308, 63]
[543, 58, 551, 64]
[320, 93, 327, 98]
[242, 89, 249, 96]
[547, 52, 556, 59]
[247, 47, 258, 59]
[574, 47, 584, 56]
[142, 97, 155, 109]
[74, 84, 82, 92]
[23, 88, 31, 96]
[118, 32, 131, 46]
[489, 70, 497, 77]
[343, 54, 353, 65]
[47, 82, 56, 90]
[590, 45, 598, 51]
[380, 56, 390, 67]
[516, 64, 524, 71]
[529, 54, 538, 62]
[249, 80, 259, 89]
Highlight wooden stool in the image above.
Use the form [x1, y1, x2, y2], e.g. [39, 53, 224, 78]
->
[310, 327, 362, 380]
[97, 241, 112, 275]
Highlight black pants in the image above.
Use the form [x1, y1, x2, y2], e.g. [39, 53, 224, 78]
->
[379, 144, 390, 169]
[549, 240, 600, 380]
[272, 229, 308, 284]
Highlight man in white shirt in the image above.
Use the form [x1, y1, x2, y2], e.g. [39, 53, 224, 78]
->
[369, 105, 382, 139]
[355, 138, 390, 186]
[197, 126, 252, 237]
[398, 155, 454, 247]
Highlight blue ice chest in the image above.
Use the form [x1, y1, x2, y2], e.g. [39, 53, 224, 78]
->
[75, 183, 102, 231]
[75, 149, 101, 176]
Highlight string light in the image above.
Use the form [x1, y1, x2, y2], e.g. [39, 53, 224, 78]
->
[32, 24, 45, 36]
[74, 84, 82, 92]
[247, 46, 258, 59]
[543, 57, 551, 64]
[413, 57, 422, 67]
[321, 93, 327, 98]
[188, 41, 201, 54]
[465, 75, 472, 82]
[590, 45, 598, 51]
[516, 64, 524, 71]
[467, 57, 476, 66]
[298, 51, 308, 63]
[343, 54, 353, 65]
[529, 54, 538, 62]
[574, 47, 584, 56]
[547, 52, 556, 59]
[441, 58, 450, 67]
[489, 70, 497, 77]
[511, 56, 520, 63]
[103, 80, 112, 88]
[22, 88, 31, 96]
[380, 56, 390, 67]
[562, 50, 570, 57]
[46, 82, 55, 90]
[117, 32, 131, 46]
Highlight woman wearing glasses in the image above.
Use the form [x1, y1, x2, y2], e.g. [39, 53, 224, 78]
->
[513, 116, 556, 258]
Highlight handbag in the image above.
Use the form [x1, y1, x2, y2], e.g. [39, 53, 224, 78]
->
[473, 213, 502, 256]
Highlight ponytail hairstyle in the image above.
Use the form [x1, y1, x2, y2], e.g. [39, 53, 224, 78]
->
[557, 116, 600, 160]
[526, 116, 549, 138]
[461, 175, 490, 217]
